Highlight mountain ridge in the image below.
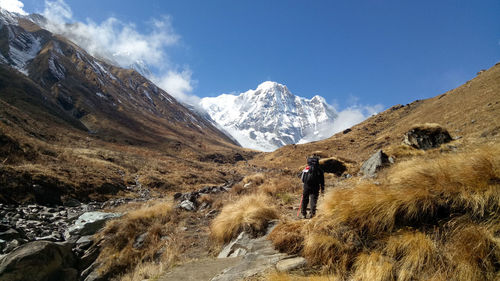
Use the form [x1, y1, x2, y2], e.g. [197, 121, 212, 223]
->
[200, 81, 338, 151]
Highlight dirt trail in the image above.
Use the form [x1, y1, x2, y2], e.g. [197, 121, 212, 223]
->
[158, 257, 242, 281]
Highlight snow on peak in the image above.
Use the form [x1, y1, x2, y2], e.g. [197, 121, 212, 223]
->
[200, 81, 338, 152]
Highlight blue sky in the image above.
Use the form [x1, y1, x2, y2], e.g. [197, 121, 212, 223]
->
[6, 0, 500, 111]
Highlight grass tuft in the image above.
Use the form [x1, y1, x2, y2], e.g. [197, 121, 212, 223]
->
[210, 193, 279, 244]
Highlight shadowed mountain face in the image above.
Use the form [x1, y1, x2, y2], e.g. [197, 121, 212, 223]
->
[0, 9, 237, 148]
[0, 9, 249, 205]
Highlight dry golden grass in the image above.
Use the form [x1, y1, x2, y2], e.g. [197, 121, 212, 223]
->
[268, 219, 306, 255]
[210, 193, 279, 244]
[351, 252, 394, 281]
[243, 173, 266, 186]
[266, 272, 340, 281]
[260, 176, 301, 196]
[95, 201, 179, 278]
[384, 144, 425, 159]
[270, 145, 500, 280]
[383, 231, 438, 281]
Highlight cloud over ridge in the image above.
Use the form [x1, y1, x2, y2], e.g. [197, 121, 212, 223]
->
[39, 0, 195, 102]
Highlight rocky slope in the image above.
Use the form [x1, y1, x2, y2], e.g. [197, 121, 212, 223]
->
[200, 81, 337, 151]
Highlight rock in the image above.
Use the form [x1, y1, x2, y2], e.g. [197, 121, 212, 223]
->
[78, 244, 100, 271]
[0, 228, 22, 240]
[75, 235, 93, 251]
[64, 212, 122, 239]
[276, 256, 307, 272]
[2, 239, 22, 254]
[218, 232, 252, 258]
[402, 124, 452, 150]
[212, 221, 287, 281]
[0, 241, 76, 281]
[360, 150, 390, 178]
[179, 200, 196, 211]
[62, 198, 81, 207]
[319, 158, 347, 176]
[133, 232, 148, 249]
[342, 128, 352, 134]
[173, 193, 183, 201]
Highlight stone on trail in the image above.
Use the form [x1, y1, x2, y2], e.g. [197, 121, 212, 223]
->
[275, 256, 307, 272]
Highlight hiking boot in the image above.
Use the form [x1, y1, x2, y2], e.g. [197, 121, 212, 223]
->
[299, 213, 307, 219]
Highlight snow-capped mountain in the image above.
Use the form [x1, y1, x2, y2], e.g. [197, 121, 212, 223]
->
[200, 81, 338, 151]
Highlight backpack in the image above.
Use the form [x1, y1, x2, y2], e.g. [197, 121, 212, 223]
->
[302, 157, 320, 185]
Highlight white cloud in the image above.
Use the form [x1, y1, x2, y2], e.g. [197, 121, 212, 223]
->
[40, 0, 196, 102]
[0, 0, 27, 15]
[153, 68, 200, 105]
[300, 101, 384, 143]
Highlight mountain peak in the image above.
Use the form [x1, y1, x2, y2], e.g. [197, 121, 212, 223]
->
[200, 82, 337, 151]
[256, 81, 286, 92]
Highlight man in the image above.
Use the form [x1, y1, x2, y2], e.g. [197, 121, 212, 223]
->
[300, 156, 325, 218]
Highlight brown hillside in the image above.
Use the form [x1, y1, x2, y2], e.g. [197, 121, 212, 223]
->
[251, 62, 500, 171]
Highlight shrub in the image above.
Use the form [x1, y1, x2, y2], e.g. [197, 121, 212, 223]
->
[210, 193, 279, 244]
[268, 220, 306, 255]
[242, 173, 265, 186]
[95, 201, 177, 278]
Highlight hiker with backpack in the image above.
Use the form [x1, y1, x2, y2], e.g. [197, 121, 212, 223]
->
[299, 156, 325, 219]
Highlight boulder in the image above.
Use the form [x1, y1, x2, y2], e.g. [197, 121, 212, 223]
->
[64, 212, 121, 239]
[403, 124, 452, 150]
[276, 256, 307, 272]
[212, 221, 287, 281]
[360, 150, 390, 178]
[319, 158, 347, 176]
[0, 241, 76, 281]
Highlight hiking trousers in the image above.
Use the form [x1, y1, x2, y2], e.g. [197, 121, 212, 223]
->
[301, 187, 319, 217]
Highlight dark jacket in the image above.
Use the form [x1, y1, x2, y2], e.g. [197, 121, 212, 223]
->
[301, 165, 325, 193]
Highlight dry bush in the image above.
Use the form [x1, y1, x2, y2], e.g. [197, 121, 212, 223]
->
[95, 201, 178, 278]
[443, 219, 500, 281]
[118, 236, 182, 281]
[383, 231, 439, 281]
[302, 222, 362, 276]
[268, 220, 307, 255]
[410, 123, 449, 133]
[210, 193, 279, 244]
[266, 272, 339, 281]
[260, 176, 301, 196]
[242, 173, 266, 186]
[384, 144, 425, 159]
[198, 194, 213, 206]
[351, 252, 394, 281]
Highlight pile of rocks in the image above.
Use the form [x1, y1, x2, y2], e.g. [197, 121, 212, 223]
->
[174, 181, 236, 211]
[0, 202, 100, 254]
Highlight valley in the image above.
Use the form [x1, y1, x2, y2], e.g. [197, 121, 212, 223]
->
[0, 6, 499, 281]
